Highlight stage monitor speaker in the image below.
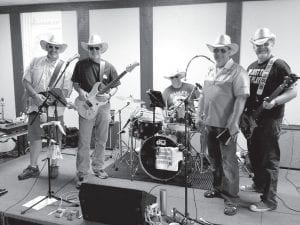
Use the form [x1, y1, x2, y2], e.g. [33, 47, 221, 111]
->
[79, 183, 156, 225]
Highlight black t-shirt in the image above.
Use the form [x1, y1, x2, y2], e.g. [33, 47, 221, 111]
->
[71, 58, 120, 93]
[246, 57, 291, 120]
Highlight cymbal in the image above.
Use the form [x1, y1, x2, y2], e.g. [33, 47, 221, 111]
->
[116, 95, 145, 104]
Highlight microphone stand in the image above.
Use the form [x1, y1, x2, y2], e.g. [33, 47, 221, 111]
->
[184, 55, 215, 81]
[21, 100, 78, 215]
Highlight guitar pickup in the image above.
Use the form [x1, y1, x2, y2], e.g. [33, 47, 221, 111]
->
[85, 100, 93, 107]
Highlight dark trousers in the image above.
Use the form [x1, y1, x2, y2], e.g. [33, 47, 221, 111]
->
[206, 126, 239, 203]
[248, 118, 282, 207]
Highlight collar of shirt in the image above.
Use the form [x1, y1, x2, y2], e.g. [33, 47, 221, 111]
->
[45, 57, 59, 68]
[215, 58, 234, 75]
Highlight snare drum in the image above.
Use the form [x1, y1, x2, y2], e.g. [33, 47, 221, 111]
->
[139, 135, 183, 181]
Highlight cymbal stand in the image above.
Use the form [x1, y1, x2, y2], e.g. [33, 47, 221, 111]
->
[113, 102, 130, 170]
[116, 117, 139, 179]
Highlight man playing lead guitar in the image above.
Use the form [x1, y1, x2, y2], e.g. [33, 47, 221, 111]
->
[72, 34, 120, 188]
[240, 28, 297, 212]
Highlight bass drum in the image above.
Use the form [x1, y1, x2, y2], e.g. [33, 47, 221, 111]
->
[139, 135, 183, 181]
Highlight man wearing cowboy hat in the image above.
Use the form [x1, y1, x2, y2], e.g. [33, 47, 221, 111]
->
[72, 34, 120, 188]
[162, 71, 200, 123]
[197, 34, 250, 216]
[18, 34, 73, 180]
[240, 28, 297, 212]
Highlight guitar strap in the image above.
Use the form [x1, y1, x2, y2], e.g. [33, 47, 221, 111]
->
[256, 57, 277, 96]
[99, 60, 106, 82]
[48, 59, 64, 89]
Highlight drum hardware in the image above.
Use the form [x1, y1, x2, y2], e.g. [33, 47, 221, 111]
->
[112, 102, 131, 171]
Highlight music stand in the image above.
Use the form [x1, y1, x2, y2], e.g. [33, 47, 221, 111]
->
[22, 89, 78, 215]
[146, 90, 165, 125]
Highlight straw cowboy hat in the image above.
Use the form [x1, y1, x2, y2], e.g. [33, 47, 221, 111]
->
[81, 34, 108, 53]
[40, 34, 67, 53]
[207, 34, 239, 56]
[250, 28, 276, 45]
[163, 71, 186, 80]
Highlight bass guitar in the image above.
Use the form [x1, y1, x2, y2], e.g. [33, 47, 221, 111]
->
[75, 62, 140, 120]
[240, 74, 298, 140]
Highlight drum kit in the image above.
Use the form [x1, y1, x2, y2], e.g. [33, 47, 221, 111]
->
[112, 94, 210, 182]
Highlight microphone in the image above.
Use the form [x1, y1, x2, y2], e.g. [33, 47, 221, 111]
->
[195, 83, 202, 90]
[290, 73, 300, 80]
[66, 53, 80, 64]
[122, 118, 131, 130]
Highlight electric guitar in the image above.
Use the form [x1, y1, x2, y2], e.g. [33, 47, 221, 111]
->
[75, 62, 140, 120]
[240, 74, 298, 140]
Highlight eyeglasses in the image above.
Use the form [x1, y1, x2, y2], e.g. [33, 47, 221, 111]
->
[48, 45, 60, 50]
[88, 46, 100, 51]
[170, 75, 179, 79]
[213, 48, 228, 54]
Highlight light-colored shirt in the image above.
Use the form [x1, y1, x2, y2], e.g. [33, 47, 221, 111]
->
[23, 56, 73, 116]
[202, 58, 250, 127]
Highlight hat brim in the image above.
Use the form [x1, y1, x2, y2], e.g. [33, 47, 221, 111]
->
[163, 72, 186, 80]
[40, 40, 67, 53]
[207, 43, 239, 56]
[81, 42, 108, 54]
[250, 36, 275, 45]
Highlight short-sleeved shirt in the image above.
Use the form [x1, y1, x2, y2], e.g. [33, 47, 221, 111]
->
[163, 82, 200, 120]
[246, 57, 291, 120]
[203, 59, 250, 128]
[23, 56, 73, 116]
[71, 58, 119, 93]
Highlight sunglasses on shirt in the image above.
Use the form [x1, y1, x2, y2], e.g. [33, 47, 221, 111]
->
[48, 45, 60, 50]
[88, 46, 100, 51]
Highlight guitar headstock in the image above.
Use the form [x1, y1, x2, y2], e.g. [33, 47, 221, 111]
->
[281, 74, 299, 90]
[126, 62, 140, 73]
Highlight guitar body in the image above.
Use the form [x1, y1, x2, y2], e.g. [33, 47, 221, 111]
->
[240, 74, 298, 140]
[240, 113, 257, 140]
[75, 82, 108, 120]
[73, 62, 140, 120]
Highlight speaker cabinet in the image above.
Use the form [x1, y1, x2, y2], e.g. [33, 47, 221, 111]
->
[79, 183, 156, 225]
[279, 126, 300, 169]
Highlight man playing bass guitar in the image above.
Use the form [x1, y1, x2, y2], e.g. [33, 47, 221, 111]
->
[240, 28, 297, 212]
[72, 34, 120, 188]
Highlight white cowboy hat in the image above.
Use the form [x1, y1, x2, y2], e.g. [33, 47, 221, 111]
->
[206, 34, 239, 56]
[250, 28, 276, 45]
[163, 71, 186, 80]
[81, 34, 108, 53]
[40, 34, 67, 53]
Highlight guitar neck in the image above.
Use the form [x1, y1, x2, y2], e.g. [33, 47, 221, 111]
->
[99, 70, 127, 94]
[253, 84, 285, 119]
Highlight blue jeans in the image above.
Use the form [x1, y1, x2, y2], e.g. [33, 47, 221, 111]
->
[76, 103, 110, 177]
[248, 118, 282, 208]
[206, 126, 239, 202]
